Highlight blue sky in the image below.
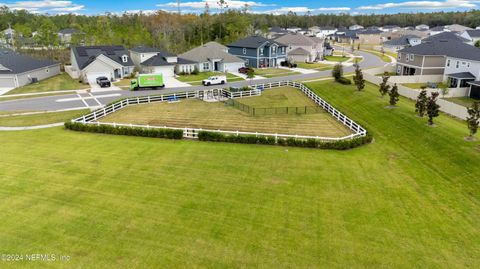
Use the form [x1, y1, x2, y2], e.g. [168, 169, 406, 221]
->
[0, 0, 478, 15]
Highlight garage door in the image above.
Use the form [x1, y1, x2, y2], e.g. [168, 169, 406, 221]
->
[86, 72, 111, 85]
[0, 77, 16, 88]
[224, 62, 245, 73]
[153, 66, 175, 77]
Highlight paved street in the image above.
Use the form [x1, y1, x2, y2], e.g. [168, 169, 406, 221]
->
[0, 50, 385, 112]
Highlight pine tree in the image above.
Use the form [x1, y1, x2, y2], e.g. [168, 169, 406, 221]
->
[332, 63, 343, 81]
[426, 92, 440, 125]
[415, 89, 428, 117]
[466, 101, 480, 138]
[379, 72, 390, 97]
[353, 63, 365, 91]
[388, 83, 400, 106]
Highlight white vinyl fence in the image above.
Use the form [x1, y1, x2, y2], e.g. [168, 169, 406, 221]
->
[72, 81, 367, 141]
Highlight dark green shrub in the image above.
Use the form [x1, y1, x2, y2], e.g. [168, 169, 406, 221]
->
[197, 131, 372, 150]
[65, 122, 183, 140]
[336, 77, 352, 85]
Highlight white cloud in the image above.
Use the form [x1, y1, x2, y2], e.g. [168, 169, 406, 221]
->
[158, 0, 272, 10]
[0, 0, 85, 13]
[358, 0, 477, 10]
[256, 6, 351, 15]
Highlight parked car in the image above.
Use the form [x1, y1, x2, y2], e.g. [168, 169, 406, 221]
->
[238, 67, 253, 74]
[202, 76, 227, 86]
[96, 76, 111, 88]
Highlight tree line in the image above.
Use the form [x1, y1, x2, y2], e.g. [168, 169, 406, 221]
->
[2, 6, 480, 55]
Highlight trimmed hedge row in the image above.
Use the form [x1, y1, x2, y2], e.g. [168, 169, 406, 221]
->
[198, 131, 372, 150]
[64, 121, 183, 139]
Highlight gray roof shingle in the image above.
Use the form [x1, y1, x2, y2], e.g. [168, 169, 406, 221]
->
[179, 42, 244, 63]
[72, 45, 134, 70]
[228, 36, 286, 49]
[0, 49, 58, 74]
[423, 32, 469, 43]
[384, 35, 420, 46]
[399, 40, 480, 61]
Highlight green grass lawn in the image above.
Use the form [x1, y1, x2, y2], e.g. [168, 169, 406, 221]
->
[296, 62, 333, 70]
[101, 87, 351, 137]
[444, 97, 480, 107]
[0, 109, 89, 127]
[5, 73, 88, 95]
[324, 55, 350, 62]
[360, 50, 392, 63]
[253, 68, 300, 78]
[113, 79, 132, 87]
[0, 81, 479, 268]
[403, 82, 448, 89]
[176, 72, 243, 85]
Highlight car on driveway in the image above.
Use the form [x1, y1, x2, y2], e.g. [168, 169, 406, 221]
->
[238, 67, 253, 74]
[96, 76, 111, 88]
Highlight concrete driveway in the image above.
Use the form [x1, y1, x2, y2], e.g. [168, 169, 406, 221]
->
[165, 76, 191, 88]
[0, 87, 14, 95]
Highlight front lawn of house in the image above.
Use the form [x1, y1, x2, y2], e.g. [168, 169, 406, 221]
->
[296, 62, 334, 70]
[5, 73, 88, 95]
[253, 68, 300, 78]
[324, 55, 350, 62]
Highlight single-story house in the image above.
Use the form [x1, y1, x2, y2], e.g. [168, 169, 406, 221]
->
[0, 48, 60, 88]
[179, 41, 245, 72]
[227, 36, 287, 68]
[429, 26, 448, 36]
[130, 46, 196, 76]
[315, 27, 337, 38]
[68, 45, 135, 83]
[383, 35, 421, 52]
[58, 28, 84, 44]
[349, 25, 364, 31]
[415, 24, 430, 31]
[274, 33, 324, 62]
[357, 29, 383, 45]
[330, 28, 358, 44]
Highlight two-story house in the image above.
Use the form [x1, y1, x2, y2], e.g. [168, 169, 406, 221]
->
[396, 40, 480, 92]
[274, 33, 324, 63]
[227, 36, 287, 68]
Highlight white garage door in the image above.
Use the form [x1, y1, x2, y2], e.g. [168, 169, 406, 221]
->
[86, 72, 111, 85]
[152, 66, 175, 77]
[224, 62, 245, 73]
[0, 77, 16, 88]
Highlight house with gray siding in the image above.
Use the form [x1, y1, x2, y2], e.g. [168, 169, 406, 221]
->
[227, 36, 287, 68]
[0, 48, 60, 89]
[178, 42, 244, 73]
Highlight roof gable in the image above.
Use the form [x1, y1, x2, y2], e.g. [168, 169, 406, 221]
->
[72, 45, 134, 70]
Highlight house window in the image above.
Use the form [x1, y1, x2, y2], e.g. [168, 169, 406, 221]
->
[122, 55, 129, 63]
[456, 61, 459, 68]
[397, 65, 401, 74]
[243, 48, 247, 54]
[447, 59, 450, 67]
[410, 54, 414, 61]
[260, 48, 264, 56]
[468, 62, 470, 67]
[281, 47, 285, 53]
[272, 46, 277, 53]
[203, 62, 209, 70]
[398, 53, 401, 60]
[245, 59, 249, 65]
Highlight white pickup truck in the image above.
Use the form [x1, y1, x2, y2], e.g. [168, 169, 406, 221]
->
[202, 75, 227, 86]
